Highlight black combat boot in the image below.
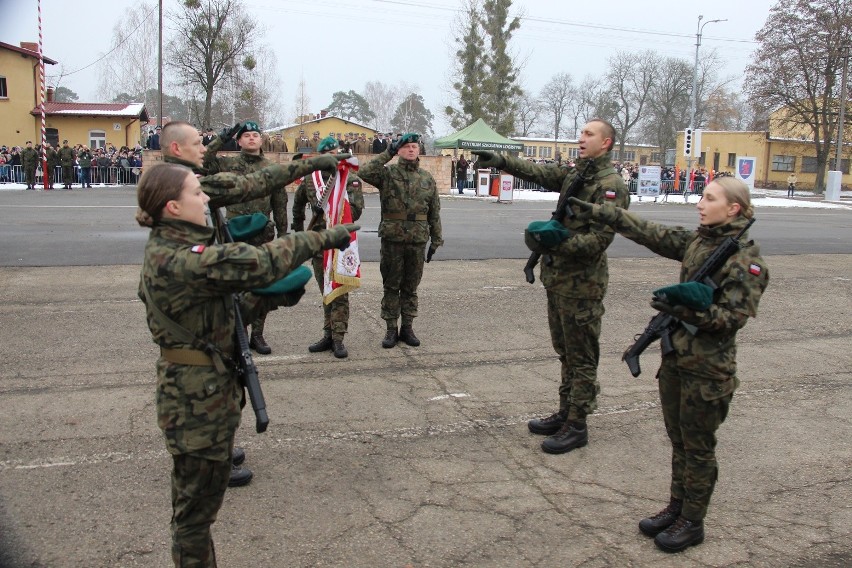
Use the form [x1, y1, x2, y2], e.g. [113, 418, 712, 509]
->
[308, 334, 333, 353]
[639, 498, 682, 537]
[399, 325, 420, 346]
[231, 446, 246, 467]
[228, 463, 253, 487]
[249, 332, 271, 355]
[528, 410, 567, 435]
[654, 516, 704, 553]
[332, 339, 348, 359]
[382, 328, 399, 348]
[541, 420, 588, 454]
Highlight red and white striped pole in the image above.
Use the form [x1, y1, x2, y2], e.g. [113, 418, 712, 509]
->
[38, 0, 48, 190]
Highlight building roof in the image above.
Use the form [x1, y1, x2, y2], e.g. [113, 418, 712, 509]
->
[0, 41, 57, 64]
[31, 102, 149, 122]
[434, 118, 523, 151]
[266, 115, 375, 133]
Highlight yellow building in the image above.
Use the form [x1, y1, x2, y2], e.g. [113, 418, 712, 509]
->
[676, 107, 851, 190]
[0, 41, 148, 149]
[461, 136, 663, 165]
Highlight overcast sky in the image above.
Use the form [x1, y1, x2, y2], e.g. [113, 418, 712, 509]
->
[2, 0, 777, 135]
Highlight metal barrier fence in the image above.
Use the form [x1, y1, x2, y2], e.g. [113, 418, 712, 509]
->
[508, 176, 707, 196]
[0, 165, 141, 186]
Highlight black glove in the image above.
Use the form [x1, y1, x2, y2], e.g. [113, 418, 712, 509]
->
[308, 153, 351, 172]
[310, 203, 325, 217]
[388, 139, 401, 157]
[222, 122, 243, 142]
[321, 223, 360, 250]
[471, 150, 505, 170]
[565, 197, 620, 224]
[426, 243, 439, 263]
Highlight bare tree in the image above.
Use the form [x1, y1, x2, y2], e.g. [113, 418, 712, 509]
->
[605, 50, 659, 156]
[515, 93, 540, 136]
[539, 72, 576, 156]
[641, 57, 692, 152]
[292, 76, 311, 125]
[229, 49, 284, 129]
[745, 0, 852, 192]
[95, 1, 159, 109]
[577, 75, 616, 125]
[167, 0, 258, 129]
[363, 81, 417, 133]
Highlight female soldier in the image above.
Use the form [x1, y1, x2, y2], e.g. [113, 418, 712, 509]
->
[136, 163, 357, 567]
[568, 177, 769, 553]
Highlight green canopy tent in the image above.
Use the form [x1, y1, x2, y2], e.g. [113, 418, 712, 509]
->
[433, 118, 523, 153]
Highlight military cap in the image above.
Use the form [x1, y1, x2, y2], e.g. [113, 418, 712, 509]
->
[317, 136, 339, 153]
[252, 265, 312, 296]
[653, 281, 714, 310]
[525, 219, 570, 248]
[228, 212, 269, 241]
[237, 121, 262, 137]
[399, 133, 421, 145]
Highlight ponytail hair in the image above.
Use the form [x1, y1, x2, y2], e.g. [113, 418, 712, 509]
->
[712, 176, 754, 219]
[135, 163, 193, 227]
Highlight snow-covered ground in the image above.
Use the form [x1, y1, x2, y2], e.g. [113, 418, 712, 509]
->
[455, 187, 852, 210]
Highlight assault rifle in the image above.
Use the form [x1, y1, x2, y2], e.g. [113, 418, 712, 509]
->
[211, 207, 269, 433]
[306, 170, 336, 231]
[622, 218, 756, 378]
[523, 161, 595, 284]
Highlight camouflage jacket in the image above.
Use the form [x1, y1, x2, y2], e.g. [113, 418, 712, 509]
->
[609, 213, 769, 380]
[21, 147, 38, 168]
[45, 148, 59, 168]
[202, 138, 289, 237]
[504, 152, 629, 299]
[292, 169, 364, 233]
[139, 218, 331, 457]
[58, 146, 76, 166]
[358, 150, 443, 246]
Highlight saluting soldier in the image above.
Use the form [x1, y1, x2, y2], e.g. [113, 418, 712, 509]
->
[58, 139, 77, 189]
[359, 132, 442, 348]
[473, 119, 629, 456]
[295, 129, 313, 153]
[203, 121, 289, 357]
[292, 136, 364, 359]
[136, 161, 357, 568]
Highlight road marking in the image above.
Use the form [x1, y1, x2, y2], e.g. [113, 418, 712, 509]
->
[428, 393, 471, 401]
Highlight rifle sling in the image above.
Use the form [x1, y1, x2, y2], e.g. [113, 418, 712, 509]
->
[141, 279, 232, 375]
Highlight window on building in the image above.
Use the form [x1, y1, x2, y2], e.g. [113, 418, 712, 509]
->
[568, 147, 579, 159]
[524, 145, 536, 157]
[698, 152, 706, 166]
[89, 130, 106, 149]
[651, 152, 664, 163]
[772, 155, 795, 172]
[539, 146, 552, 159]
[621, 151, 635, 162]
[840, 158, 851, 174]
[801, 157, 818, 173]
[0, 76, 7, 98]
[727, 153, 736, 168]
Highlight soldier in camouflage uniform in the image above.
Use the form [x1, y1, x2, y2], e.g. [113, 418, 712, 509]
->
[160, 120, 344, 487]
[203, 121, 289, 356]
[568, 176, 769, 553]
[359, 132, 442, 348]
[292, 137, 364, 359]
[137, 161, 357, 568]
[21, 141, 38, 189]
[45, 143, 59, 189]
[474, 119, 629, 455]
[58, 140, 76, 189]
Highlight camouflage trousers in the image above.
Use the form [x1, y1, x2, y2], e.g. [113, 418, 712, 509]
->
[657, 355, 737, 521]
[170, 451, 232, 567]
[62, 165, 74, 185]
[379, 240, 426, 326]
[312, 255, 350, 340]
[25, 167, 37, 187]
[546, 292, 604, 423]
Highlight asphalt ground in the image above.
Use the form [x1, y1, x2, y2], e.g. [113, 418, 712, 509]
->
[0, 190, 850, 567]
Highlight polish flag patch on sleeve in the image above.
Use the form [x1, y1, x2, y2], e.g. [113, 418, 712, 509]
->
[605, 190, 617, 199]
[191, 245, 206, 254]
[748, 263, 762, 276]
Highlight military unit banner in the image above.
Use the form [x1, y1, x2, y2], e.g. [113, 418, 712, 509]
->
[318, 158, 361, 304]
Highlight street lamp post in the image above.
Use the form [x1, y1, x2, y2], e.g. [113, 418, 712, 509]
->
[687, 15, 726, 185]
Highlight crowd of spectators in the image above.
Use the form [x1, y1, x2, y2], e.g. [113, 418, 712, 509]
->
[0, 142, 144, 186]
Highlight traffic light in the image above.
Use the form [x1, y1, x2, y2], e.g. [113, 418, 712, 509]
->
[684, 128, 693, 157]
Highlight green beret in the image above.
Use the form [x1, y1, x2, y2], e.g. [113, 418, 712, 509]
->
[399, 133, 421, 146]
[238, 121, 262, 137]
[317, 136, 339, 153]
[252, 265, 312, 296]
[526, 219, 570, 248]
[228, 212, 269, 241]
[653, 281, 714, 310]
